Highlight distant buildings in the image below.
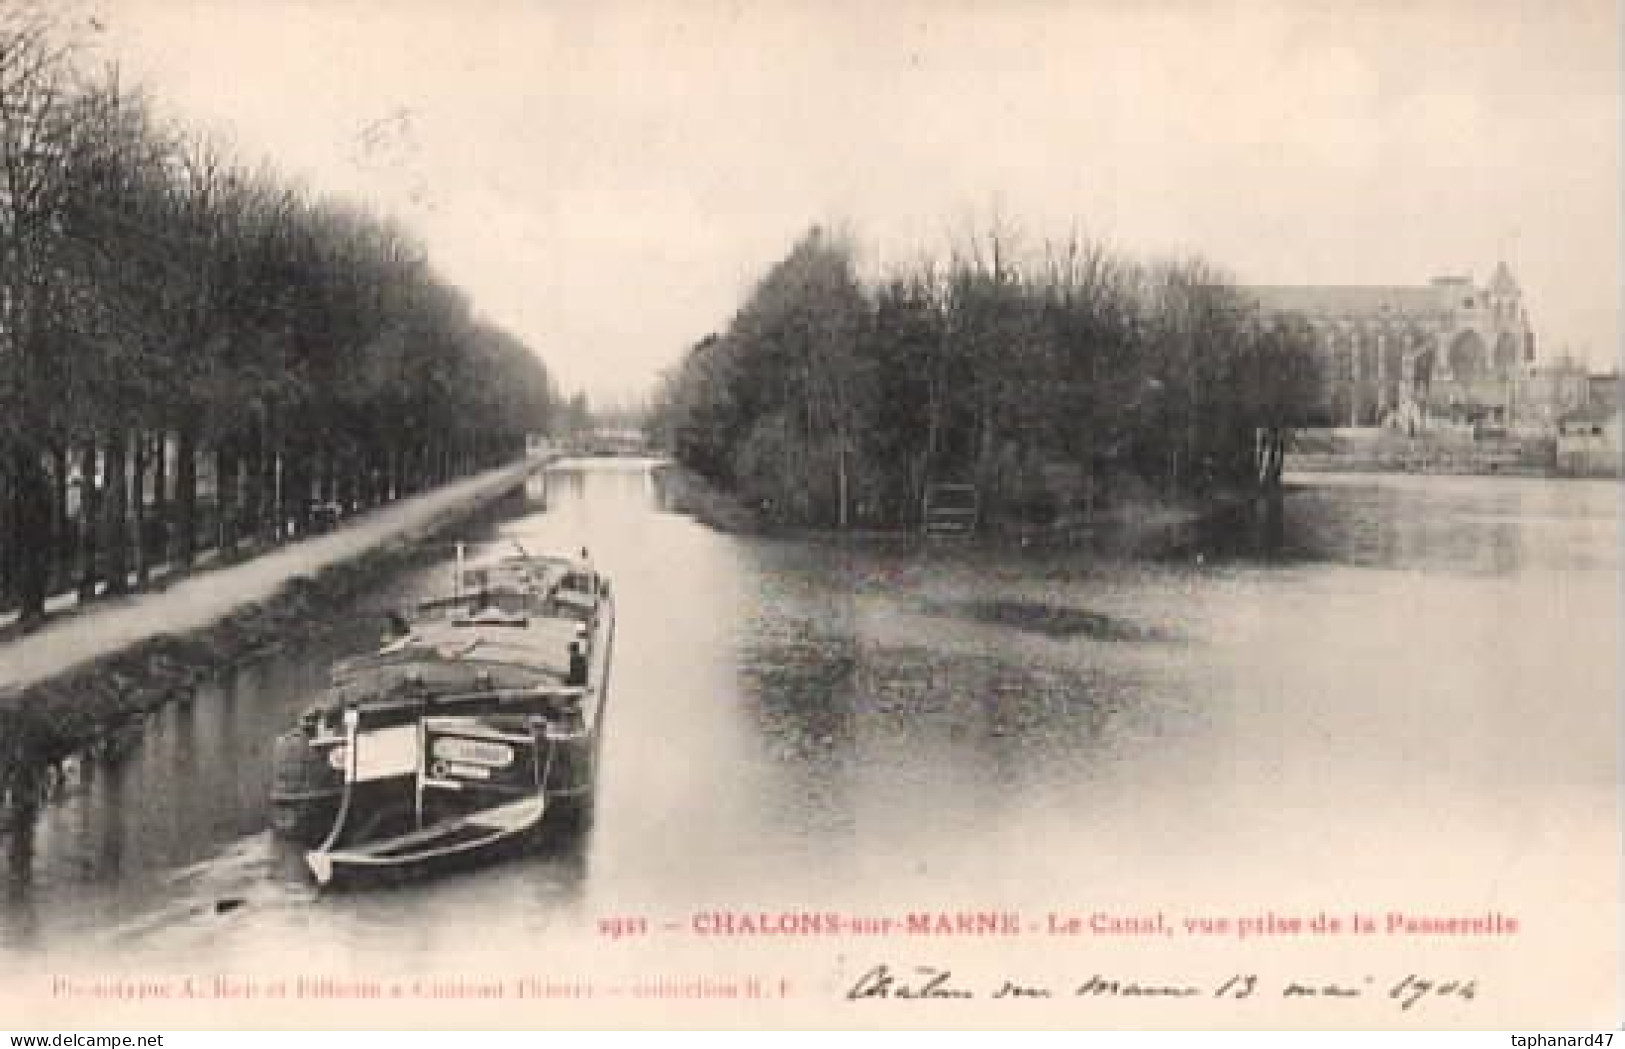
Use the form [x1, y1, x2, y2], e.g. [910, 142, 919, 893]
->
[1514, 356, 1593, 429]
[1247, 262, 1534, 430]
[1503, 357, 1619, 463]
[1246, 263, 1619, 477]
[1587, 372, 1620, 413]
[1556, 403, 1623, 477]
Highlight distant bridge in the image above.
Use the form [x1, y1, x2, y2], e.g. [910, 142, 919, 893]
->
[576, 428, 651, 457]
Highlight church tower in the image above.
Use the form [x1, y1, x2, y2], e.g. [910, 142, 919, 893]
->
[1486, 261, 1532, 370]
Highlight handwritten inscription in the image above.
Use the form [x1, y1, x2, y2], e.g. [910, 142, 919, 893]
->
[846, 965, 974, 1000]
[845, 964, 1476, 1012]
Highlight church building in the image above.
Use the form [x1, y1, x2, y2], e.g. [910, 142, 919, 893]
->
[1246, 263, 1535, 429]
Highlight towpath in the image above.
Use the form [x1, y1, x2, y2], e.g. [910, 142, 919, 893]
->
[0, 457, 541, 694]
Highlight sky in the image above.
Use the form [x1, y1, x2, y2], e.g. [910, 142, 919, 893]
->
[85, 0, 1621, 402]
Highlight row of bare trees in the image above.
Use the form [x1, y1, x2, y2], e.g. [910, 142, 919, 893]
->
[0, 13, 556, 624]
[648, 225, 1321, 530]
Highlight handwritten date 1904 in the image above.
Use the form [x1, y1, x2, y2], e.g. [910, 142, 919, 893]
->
[845, 965, 1476, 1012]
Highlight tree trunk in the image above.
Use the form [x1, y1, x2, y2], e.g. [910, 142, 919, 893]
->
[835, 433, 849, 530]
[270, 447, 284, 541]
[132, 430, 148, 587]
[77, 442, 100, 602]
[318, 446, 336, 504]
[151, 430, 169, 571]
[976, 395, 998, 522]
[215, 436, 238, 557]
[242, 425, 264, 545]
[264, 444, 281, 542]
[333, 448, 349, 512]
[50, 445, 68, 594]
[175, 422, 197, 570]
[1, 464, 14, 606]
[11, 444, 52, 624]
[356, 445, 372, 508]
[259, 425, 280, 541]
[283, 438, 308, 537]
[1185, 336, 1200, 500]
[1080, 420, 1096, 520]
[922, 377, 941, 501]
[103, 430, 129, 597]
[353, 446, 369, 509]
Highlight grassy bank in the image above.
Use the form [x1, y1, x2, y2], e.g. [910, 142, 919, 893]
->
[0, 466, 536, 818]
[650, 458, 1282, 558]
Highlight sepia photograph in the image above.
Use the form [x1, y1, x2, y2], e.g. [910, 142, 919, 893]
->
[0, 0, 1618, 1033]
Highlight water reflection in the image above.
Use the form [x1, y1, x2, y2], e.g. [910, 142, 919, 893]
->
[0, 462, 1615, 980]
[1279, 473, 1617, 575]
[4, 800, 36, 947]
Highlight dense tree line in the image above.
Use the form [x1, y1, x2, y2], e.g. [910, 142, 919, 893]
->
[0, 14, 556, 623]
[649, 225, 1320, 530]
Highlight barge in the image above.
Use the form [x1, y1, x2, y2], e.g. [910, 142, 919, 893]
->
[268, 546, 613, 888]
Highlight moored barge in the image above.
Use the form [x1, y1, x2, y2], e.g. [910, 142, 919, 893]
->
[268, 546, 613, 887]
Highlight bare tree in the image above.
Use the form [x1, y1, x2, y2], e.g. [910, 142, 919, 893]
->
[0, 9, 78, 619]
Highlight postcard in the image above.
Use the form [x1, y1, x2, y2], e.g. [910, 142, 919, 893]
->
[0, 0, 1618, 1032]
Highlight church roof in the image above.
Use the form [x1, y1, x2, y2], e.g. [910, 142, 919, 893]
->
[1245, 285, 1447, 318]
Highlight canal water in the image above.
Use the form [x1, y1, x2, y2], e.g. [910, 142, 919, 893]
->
[0, 461, 1616, 1026]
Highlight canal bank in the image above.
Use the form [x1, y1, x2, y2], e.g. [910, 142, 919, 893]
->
[0, 457, 547, 810]
[649, 459, 1287, 557]
[1282, 425, 1590, 477]
[648, 461, 762, 534]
